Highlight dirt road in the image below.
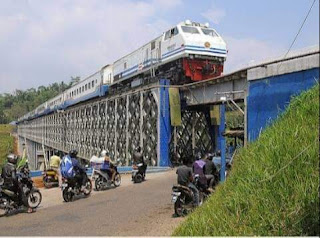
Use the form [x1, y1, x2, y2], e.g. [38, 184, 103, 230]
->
[0, 170, 184, 236]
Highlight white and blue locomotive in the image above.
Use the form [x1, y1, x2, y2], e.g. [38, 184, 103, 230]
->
[18, 20, 227, 122]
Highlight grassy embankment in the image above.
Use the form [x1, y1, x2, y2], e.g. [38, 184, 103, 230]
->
[0, 124, 14, 169]
[174, 84, 319, 236]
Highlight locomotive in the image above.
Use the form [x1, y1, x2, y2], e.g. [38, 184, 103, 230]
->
[18, 20, 227, 122]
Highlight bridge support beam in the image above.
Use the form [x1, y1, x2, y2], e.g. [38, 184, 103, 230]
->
[218, 104, 226, 182]
[159, 79, 171, 167]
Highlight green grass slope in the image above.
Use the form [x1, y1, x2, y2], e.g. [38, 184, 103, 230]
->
[0, 124, 14, 169]
[173, 85, 319, 236]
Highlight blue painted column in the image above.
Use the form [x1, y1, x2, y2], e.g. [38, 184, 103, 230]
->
[159, 79, 171, 167]
[219, 103, 226, 182]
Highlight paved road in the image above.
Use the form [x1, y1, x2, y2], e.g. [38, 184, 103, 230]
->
[0, 170, 184, 236]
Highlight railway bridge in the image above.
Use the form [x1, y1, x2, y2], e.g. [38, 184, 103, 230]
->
[17, 47, 319, 173]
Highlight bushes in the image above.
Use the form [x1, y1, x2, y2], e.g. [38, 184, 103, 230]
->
[0, 124, 14, 169]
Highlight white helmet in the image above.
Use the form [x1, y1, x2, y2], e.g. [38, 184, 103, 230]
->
[101, 150, 107, 157]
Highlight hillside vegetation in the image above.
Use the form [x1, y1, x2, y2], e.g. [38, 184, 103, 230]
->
[0, 77, 79, 124]
[0, 125, 14, 169]
[174, 84, 319, 236]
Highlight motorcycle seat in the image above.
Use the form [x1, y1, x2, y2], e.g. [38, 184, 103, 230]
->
[172, 184, 191, 193]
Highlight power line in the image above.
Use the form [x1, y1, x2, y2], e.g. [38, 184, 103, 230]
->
[282, 0, 316, 60]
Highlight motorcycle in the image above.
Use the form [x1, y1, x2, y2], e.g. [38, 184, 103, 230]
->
[42, 169, 59, 188]
[0, 164, 42, 216]
[93, 162, 121, 191]
[61, 168, 92, 202]
[171, 174, 207, 217]
[132, 163, 147, 183]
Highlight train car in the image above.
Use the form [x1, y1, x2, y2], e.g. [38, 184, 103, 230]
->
[35, 102, 48, 117]
[112, 20, 227, 86]
[47, 94, 64, 112]
[63, 70, 107, 108]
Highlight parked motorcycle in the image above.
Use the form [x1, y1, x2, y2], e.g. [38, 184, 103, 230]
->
[132, 163, 147, 183]
[94, 163, 121, 191]
[0, 164, 42, 216]
[171, 174, 207, 217]
[42, 169, 59, 188]
[61, 168, 92, 202]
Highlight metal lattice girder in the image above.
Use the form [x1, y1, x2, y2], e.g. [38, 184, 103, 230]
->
[127, 93, 141, 164]
[142, 90, 158, 166]
[170, 110, 213, 164]
[17, 85, 161, 166]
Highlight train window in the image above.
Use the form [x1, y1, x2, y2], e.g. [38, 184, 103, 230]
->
[92, 81, 94, 87]
[77, 89, 79, 95]
[79, 88, 81, 93]
[164, 30, 171, 40]
[82, 86, 84, 91]
[201, 28, 218, 37]
[85, 84, 87, 90]
[165, 27, 179, 40]
[181, 26, 199, 34]
[171, 27, 179, 36]
[124, 62, 127, 70]
[145, 48, 149, 61]
[88, 83, 91, 89]
[96, 79, 97, 84]
[151, 41, 156, 50]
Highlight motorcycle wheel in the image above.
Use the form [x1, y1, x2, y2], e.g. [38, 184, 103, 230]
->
[174, 199, 184, 217]
[62, 189, 74, 202]
[134, 174, 143, 183]
[114, 173, 121, 187]
[95, 177, 103, 191]
[27, 190, 42, 209]
[0, 198, 9, 217]
[43, 177, 53, 189]
[83, 180, 92, 196]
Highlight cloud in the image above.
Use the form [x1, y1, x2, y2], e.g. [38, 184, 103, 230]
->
[223, 36, 285, 73]
[201, 3, 226, 25]
[0, 0, 182, 94]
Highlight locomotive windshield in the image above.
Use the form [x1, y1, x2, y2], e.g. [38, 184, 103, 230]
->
[181, 26, 199, 34]
[201, 28, 218, 37]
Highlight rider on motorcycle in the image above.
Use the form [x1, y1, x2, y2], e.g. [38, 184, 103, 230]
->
[133, 147, 147, 178]
[192, 152, 207, 190]
[176, 157, 199, 206]
[1, 154, 33, 213]
[49, 150, 61, 186]
[203, 152, 218, 189]
[100, 150, 116, 183]
[68, 150, 87, 192]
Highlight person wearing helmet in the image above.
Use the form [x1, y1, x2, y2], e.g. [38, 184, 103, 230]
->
[100, 150, 116, 183]
[192, 152, 207, 190]
[1, 154, 33, 212]
[133, 146, 146, 179]
[49, 150, 61, 186]
[1, 154, 18, 192]
[69, 150, 87, 192]
[203, 152, 218, 189]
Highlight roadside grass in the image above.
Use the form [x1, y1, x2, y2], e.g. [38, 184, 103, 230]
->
[0, 124, 14, 169]
[173, 84, 319, 236]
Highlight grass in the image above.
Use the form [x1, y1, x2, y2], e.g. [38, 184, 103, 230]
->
[173, 84, 319, 236]
[0, 124, 14, 169]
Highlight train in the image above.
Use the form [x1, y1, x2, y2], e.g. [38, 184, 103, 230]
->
[18, 20, 227, 122]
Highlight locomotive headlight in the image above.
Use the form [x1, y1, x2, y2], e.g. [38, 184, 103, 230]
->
[204, 42, 211, 48]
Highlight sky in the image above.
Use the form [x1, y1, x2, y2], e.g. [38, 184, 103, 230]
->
[0, 0, 319, 94]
